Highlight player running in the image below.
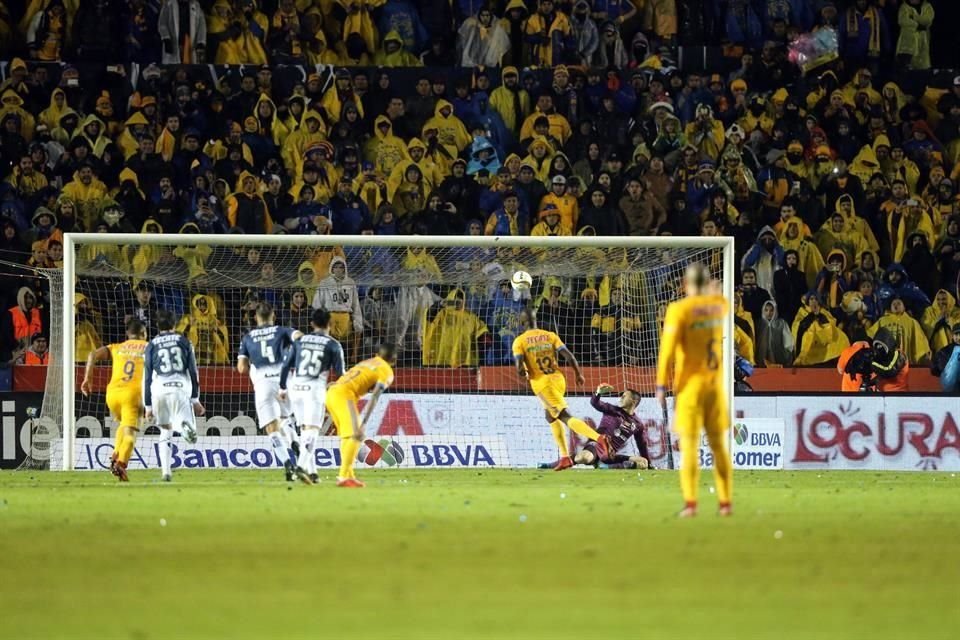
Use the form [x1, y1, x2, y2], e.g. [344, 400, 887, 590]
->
[278, 309, 345, 485]
[512, 309, 610, 471]
[81, 318, 148, 481]
[237, 303, 303, 483]
[143, 309, 204, 482]
[571, 384, 650, 469]
[324, 343, 397, 488]
[656, 264, 732, 517]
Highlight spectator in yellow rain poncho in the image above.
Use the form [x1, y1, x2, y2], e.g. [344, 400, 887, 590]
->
[922, 289, 960, 352]
[422, 289, 489, 367]
[869, 296, 931, 365]
[792, 293, 851, 366]
[176, 294, 230, 365]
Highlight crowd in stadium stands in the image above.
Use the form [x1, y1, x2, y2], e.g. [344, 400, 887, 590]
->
[0, 0, 959, 388]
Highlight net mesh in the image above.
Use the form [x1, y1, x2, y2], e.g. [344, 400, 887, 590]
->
[36, 237, 727, 472]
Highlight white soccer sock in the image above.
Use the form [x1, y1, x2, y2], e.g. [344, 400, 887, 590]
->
[268, 431, 289, 467]
[282, 418, 299, 446]
[158, 428, 173, 477]
[298, 429, 318, 474]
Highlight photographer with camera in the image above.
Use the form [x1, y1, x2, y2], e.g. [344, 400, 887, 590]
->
[837, 326, 908, 392]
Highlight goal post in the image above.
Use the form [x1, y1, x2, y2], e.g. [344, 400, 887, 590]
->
[45, 233, 734, 472]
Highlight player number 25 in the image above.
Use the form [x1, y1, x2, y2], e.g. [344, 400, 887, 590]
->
[297, 349, 324, 377]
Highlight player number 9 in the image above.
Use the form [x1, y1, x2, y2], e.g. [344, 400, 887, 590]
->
[121, 359, 136, 382]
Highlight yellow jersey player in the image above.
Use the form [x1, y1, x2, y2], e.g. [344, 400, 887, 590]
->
[655, 264, 732, 517]
[512, 309, 610, 471]
[324, 343, 397, 487]
[81, 318, 148, 482]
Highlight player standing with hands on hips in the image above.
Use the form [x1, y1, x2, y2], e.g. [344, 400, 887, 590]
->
[237, 302, 303, 483]
[143, 310, 204, 482]
[656, 264, 732, 517]
[279, 309, 345, 485]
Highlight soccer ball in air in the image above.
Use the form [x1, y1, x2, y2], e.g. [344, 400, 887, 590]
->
[511, 270, 533, 291]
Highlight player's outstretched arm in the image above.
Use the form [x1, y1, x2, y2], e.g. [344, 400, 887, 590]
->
[655, 305, 680, 411]
[559, 347, 586, 386]
[81, 346, 111, 397]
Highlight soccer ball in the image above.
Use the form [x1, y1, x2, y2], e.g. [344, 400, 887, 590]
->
[511, 270, 533, 291]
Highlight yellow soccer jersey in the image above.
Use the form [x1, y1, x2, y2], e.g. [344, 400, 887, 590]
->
[107, 339, 147, 391]
[656, 295, 728, 393]
[512, 329, 565, 382]
[332, 356, 395, 398]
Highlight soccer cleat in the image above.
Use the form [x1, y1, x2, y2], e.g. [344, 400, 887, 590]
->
[553, 456, 574, 471]
[161, 474, 172, 482]
[309, 473, 319, 484]
[594, 434, 612, 461]
[294, 466, 315, 485]
[718, 503, 733, 517]
[115, 461, 129, 482]
[283, 461, 295, 482]
[181, 422, 197, 445]
[678, 502, 697, 518]
[336, 477, 365, 488]
[109, 453, 121, 478]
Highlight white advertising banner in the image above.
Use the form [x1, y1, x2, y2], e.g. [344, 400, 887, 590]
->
[736, 395, 960, 471]
[53, 434, 511, 472]
[51, 393, 958, 471]
[675, 418, 785, 470]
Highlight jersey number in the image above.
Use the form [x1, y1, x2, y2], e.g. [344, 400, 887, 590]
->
[121, 359, 136, 382]
[157, 346, 185, 374]
[257, 338, 276, 363]
[537, 356, 556, 375]
[706, 339, 719, 371]
[297, 349, 323, 377]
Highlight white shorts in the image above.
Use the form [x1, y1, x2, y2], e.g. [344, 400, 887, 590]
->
[289, 380, 326, 428]
[151, 385, 195, 432]
[254, 378, 289, 428]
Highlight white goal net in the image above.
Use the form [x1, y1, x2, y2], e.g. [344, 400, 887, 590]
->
[30, 234, 733, 473]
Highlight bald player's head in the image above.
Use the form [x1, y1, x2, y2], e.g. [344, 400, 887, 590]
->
[684, 263, 710, 296]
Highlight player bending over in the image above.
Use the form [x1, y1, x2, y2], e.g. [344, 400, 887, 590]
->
[238, 302, 304, 482]
[81, 318, 148, 481]
[572, 384, 650, 469]
[513, 309, 610, 471]
[279, 309, 345, 485]
[324, 343, 396, 488]
[143, 309, 204, 482]
[656, 264, 732, 517]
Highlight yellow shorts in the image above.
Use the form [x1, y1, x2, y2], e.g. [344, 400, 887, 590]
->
[325, 386, 360, 438]
[673, 384, 729, 437]
[329, 312, 352, 341]
[531, 374, 567, 419]
[106, 387, 142, 429]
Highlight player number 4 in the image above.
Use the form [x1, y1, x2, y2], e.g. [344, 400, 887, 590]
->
[257, 338, 275, 363]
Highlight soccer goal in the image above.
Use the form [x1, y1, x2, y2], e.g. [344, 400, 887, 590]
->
[33, 234, 733, 472]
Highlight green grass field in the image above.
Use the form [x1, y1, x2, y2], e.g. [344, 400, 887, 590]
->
[1, 469, 959, 639]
